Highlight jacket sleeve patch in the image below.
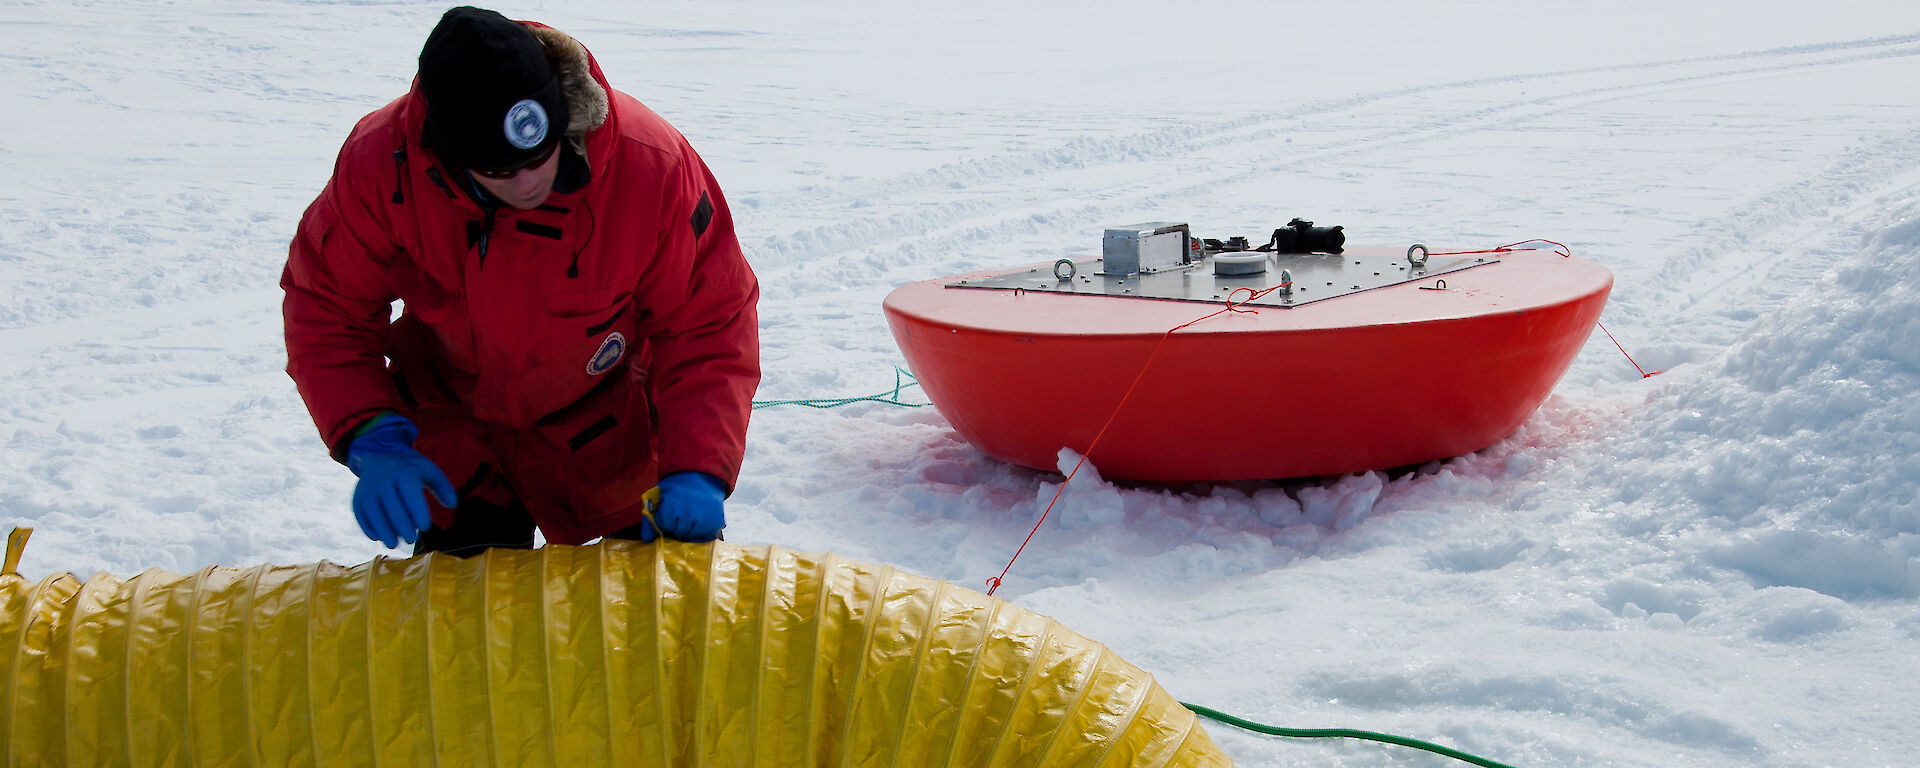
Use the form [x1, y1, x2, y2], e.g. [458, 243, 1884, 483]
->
[690, 190, 713, 238]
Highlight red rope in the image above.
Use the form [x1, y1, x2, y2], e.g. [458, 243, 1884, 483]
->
[1597, 321, 1661, 378]
[1444, 241, 1653, 378]
[1426, 239, 1572, 259]
[985, 282, 1288, 595]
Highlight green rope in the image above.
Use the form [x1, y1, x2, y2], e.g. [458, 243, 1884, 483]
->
[751, 366, 929, 410]
[1182, 702, 1520, 768]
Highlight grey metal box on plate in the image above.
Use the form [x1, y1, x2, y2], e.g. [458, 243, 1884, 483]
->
[1101, 222, 1190, 275]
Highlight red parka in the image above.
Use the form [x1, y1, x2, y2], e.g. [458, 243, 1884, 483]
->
[283, 25, 759, 543]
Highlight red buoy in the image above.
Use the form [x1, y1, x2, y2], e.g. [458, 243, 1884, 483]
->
[883, 242, 1612, 483]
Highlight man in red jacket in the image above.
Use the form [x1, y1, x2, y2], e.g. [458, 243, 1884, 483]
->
[283, 7, 760, 555]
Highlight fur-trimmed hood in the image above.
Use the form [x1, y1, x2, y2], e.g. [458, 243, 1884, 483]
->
[396, 20, 612, 170]
[527, 23, 609, 153]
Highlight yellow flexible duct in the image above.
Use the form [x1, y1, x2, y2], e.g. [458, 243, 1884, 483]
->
[1, 528, 1230, 767]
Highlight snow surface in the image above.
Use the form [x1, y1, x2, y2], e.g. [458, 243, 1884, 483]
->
[7, 1, 1920, 765]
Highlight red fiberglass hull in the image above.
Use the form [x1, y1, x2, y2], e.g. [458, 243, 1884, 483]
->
[882, 246, 1613, 483]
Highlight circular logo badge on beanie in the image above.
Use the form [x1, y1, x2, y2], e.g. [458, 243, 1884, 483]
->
[503, 99, 550, 150]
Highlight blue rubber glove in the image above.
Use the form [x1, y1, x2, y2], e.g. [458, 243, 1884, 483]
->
[346, 413, 456, 549]
[654, 471, 727, 542]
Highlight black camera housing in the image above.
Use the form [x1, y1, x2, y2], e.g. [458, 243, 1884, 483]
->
[1270, 218, 1345, 254]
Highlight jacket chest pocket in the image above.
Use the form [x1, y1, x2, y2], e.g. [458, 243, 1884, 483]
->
[544, 287, 636, 380]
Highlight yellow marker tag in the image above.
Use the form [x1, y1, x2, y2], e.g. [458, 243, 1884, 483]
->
[5, 527, 31, 576]
[641, 485, 662, 529]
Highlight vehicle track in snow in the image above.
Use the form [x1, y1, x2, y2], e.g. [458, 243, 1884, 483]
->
[756, 31, 1920, 235]
[745, 32, 1920, 292]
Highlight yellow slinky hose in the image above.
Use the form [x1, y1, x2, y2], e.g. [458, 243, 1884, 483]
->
[0, 529, 1229, 767]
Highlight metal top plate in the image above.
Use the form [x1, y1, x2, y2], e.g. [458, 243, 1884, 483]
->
[947, 250, 1497, 307]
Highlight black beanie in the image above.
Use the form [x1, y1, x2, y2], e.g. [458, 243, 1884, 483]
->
[417, 7, 570, 170]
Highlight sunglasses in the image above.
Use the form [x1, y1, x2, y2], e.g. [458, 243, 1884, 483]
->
[473, 140, 559, 180]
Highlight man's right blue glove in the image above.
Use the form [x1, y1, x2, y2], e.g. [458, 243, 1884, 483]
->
[346, 413, 456, 548]
[653, 471, 727, 542]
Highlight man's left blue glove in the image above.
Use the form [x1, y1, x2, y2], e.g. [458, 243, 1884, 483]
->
[653, 471, 727, 542]
[346, 413, 457, 549]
